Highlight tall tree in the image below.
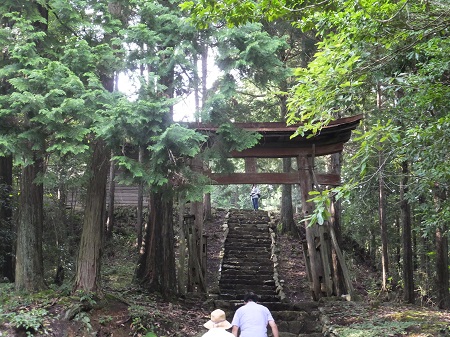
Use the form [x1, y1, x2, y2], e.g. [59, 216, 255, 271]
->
[73, 139, 109, 293]
[400, 161, 414, 303]
[66, 0, 128, 294]
[1, 0, 128, 293]
[0, 155, 13, 282]
[1, 1, 51, 292]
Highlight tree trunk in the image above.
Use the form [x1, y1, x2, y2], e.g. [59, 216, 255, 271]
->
[280, 158, 296, 235]
[379, 151, 389, 291]
[435, 225, 449, 309]
[279, 78, 296, 235]
[203, 193, 212, 220]
[0, 155, 14, 282]
[201, 43, 213, 220]
[400, 161, 414, 303]
[73, 139, 109, 293]
[188, 200, 206, 292]
[15, 155, 46, 292]
[177, 193, 187, 294]
[136, 146, 144, 250]
[135, 190, 177, 296]
[106, 150, 116, 239]
[369, 228, 376, 263]
[329, 152, 345, 296]
[135, 195, 155, 285]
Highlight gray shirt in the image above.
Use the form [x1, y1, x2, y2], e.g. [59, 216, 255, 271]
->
[231, 302, 274, 337]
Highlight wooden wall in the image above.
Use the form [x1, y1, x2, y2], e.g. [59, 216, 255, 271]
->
[66, 182, 148, 209]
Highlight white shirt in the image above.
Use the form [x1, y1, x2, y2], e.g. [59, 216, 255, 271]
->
[202, 328, 234, 337]
[231, 301, 275, 337]
[250, 186, 260, 199]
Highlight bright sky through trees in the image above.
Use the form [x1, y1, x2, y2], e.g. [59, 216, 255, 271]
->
[118, 51, 221, 122]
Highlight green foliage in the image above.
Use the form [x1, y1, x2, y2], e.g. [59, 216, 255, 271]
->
[301, 190, 332, 226]
[129, 304, 160, 335]
[333, 320, 413, 337]
[145, 124, 208, 193]
[214, 23, 290, 86]
[73, 290, 97, 306]
[1, 307, 48, 335]
[98, 314, 113, 325]
[0, 287, 79, 337]
[181, 0, 292, 28]
[216, 123, 261, 152]
[74, 311, 92, 332]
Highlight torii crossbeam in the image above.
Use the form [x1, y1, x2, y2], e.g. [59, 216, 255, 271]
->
[188, 114, 362, 186]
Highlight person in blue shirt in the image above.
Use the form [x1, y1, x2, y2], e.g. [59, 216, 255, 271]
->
[231, 292, 279, 337]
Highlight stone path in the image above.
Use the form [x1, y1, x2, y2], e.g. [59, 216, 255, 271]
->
[213, 209, 323, 337]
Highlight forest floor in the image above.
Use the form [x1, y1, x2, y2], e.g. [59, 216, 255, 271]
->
[1, 208, 450, 336]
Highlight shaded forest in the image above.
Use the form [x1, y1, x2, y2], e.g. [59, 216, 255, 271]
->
[1, 0, 450, 336]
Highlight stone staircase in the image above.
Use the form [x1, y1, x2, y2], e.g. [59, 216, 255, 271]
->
[218, 209, 280, 302]
[213, 209, 323, 337]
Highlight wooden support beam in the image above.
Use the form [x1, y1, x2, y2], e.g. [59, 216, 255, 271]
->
[207, 172, 340, 185]
[230, 143, 344, 158]
[245, 158, 257, 173]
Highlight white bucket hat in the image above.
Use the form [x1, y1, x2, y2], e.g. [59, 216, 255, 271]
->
[203, 309, 232, 330]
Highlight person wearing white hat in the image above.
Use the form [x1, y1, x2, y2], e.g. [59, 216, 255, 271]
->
[202, 309, 234, 337]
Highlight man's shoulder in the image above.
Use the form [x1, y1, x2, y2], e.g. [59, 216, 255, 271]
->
[255, 303, 271, 312]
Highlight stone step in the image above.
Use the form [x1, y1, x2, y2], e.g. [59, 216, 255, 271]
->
[220, 275, 275, 283]
[227, 223, 269, 228]
[219, 209, 282, 311]
[220, 268, 274, 276]
[219, 283, 276, 291]
[222, 259, 273, 266]
[219, 293, 281, 302]
[225, 235, 271, 241]
[225, 241, 271, 246]
[225, 244, 271, 250]
[227, 218, 270, 223]
[224, 249, 271, 254]
[220, 272, 273, 279]
[220, 285, 278, 299]
[224, 245, 271, 251]
[226, 233, 269, 239]
[224, 254, 271, 260]
[261, 301, 320, 312]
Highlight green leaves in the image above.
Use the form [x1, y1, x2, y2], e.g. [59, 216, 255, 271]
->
[150, 124, 207, 160]
[216, 123, 261, 152]
[300, 190, 331, 226]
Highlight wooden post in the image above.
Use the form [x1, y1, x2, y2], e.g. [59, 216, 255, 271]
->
[188, 156, 206, 292]
[297, 155, 323, 300]
[245, 158, 257, 173]
[319, 225, 333, 296]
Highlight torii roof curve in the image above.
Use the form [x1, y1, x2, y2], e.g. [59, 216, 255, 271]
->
[188, 114, 363, 158]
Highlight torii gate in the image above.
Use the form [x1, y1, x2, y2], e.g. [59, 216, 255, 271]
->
[186, 114, 362, 300]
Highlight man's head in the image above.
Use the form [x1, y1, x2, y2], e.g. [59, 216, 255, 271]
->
[243, 292, 259, 303]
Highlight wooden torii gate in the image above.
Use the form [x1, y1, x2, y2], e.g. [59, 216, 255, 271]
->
[187, 114, 362, 300]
